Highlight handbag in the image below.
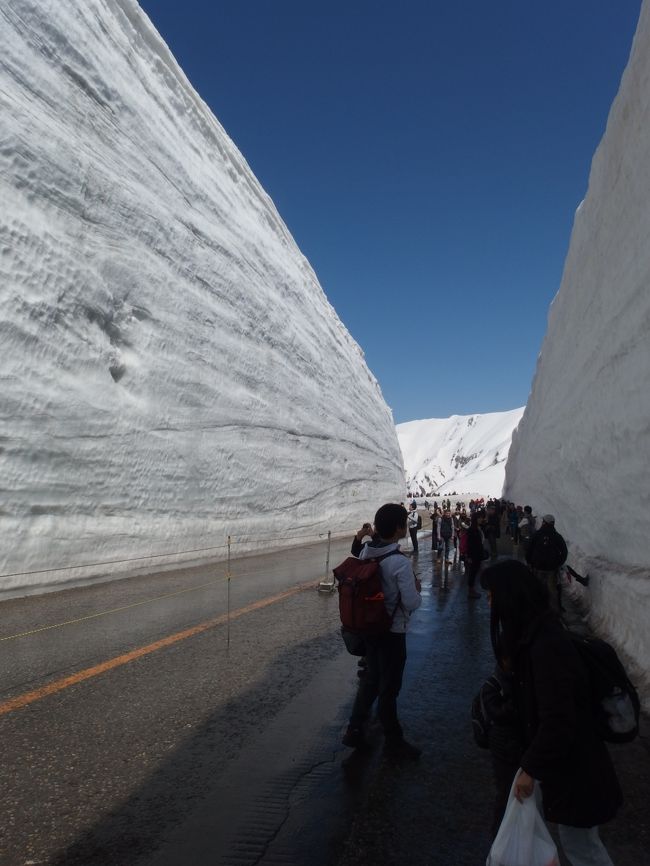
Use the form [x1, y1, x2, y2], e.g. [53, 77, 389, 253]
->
[487, 773, 559, 866]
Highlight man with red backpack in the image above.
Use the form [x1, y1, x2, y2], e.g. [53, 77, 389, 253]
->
[340, 503, 422, 759]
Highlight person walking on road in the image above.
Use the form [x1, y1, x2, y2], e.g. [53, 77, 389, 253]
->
[480, 559, 622, 866]
[343, 503, 423, 759]
[407, 502, 420, 555]
[431, 506, 440, 553]
[484, 504, 501, 560]
[526, 514, 568, 612]
[438, 509, 456, 565]
[465, 512, 484, 598]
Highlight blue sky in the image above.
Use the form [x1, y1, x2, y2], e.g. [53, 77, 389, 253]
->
[140, 1, 641, 423]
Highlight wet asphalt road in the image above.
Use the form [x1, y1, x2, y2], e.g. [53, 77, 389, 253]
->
[1, 534, 648, 865]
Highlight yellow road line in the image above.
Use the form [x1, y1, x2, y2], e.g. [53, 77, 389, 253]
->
[0, 579, 316, 718]
[0, 562, 302, 643]
[0, 576, 229, 642]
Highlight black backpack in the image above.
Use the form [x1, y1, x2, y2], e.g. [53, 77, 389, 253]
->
[532, 533, 564, 570]
[570, 633, 641, 743]
[471, 675, 499, 749]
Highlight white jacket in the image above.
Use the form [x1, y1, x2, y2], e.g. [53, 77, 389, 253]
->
[358, 541, 422, 633]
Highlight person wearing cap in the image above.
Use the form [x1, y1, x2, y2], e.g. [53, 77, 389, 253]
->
[526, 514, 568, 611]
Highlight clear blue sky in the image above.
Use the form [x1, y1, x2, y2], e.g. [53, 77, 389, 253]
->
[139, 0, 641, 424]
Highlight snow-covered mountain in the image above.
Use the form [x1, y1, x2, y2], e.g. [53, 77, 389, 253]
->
[505, 1, 649, 704]
[0, 0, 404, 596]
[397, 408, 524, 497]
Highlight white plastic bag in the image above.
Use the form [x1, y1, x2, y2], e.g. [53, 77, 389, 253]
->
[486, 772, 559, 866]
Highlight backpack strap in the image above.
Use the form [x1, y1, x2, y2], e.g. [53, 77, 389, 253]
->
[376, 548, 405, 620]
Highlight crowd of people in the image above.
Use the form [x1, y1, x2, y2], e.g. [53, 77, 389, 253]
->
[341, 500, 619, 866]
[403, 497, 571, 610]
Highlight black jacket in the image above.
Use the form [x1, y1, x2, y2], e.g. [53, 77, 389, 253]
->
[466, 527, 484, 561]
[515, 612, 623, 827]
[526, 524, 568, 570]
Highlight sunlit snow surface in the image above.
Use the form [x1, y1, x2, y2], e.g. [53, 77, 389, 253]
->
[397, 409, 524, 497]
[0, 0, 404, 594]
[505, 0, 650, 705]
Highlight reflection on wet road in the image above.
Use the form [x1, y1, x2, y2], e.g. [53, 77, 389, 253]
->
[1, 537, 647, 865]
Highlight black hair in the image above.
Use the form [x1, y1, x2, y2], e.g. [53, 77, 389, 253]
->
[523, 505, 532, 514]
[480, 559, 550, 663]
[374, 503, 408, 540]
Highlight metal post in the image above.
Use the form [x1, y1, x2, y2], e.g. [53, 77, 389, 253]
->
[227, 535, 231, 651]
[325, 529, 331, 579]
[318, 530, 334, 592]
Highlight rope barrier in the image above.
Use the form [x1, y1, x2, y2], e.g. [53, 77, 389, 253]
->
[0, 525, 354, 581]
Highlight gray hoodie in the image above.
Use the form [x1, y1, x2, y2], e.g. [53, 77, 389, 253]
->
[358, 541, 422, 633]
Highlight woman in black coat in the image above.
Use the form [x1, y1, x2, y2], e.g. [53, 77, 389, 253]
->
[464, 511, 484, 599]
[480, 559, 622, 866]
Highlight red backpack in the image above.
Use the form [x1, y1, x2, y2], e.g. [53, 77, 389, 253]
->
[333, 550, 402, 635]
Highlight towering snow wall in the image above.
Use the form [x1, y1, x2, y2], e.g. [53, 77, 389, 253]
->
[504, 1, 650, 704]
[0, 0, 404, 596]
[397, 408, 524, 497]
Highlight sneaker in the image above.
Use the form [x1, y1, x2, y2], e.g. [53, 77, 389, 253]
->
[342, 726, 366, 749]
[384, 738, 421, 760]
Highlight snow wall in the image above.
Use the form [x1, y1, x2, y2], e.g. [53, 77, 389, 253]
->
[0, 0, 404, 596]
[504, 1, 650, 707]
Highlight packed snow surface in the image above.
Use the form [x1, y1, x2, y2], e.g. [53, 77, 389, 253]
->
[397, 408, 524, 497]
[0, 0, 404, 595]
[505, 0, 650, 707]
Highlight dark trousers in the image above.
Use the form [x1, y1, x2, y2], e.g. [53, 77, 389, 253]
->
[409, 527, 419, 553]
[466, 559, 481, 589]
[350, 632, 407, 742]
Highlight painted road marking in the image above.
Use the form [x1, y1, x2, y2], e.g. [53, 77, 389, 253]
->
[0, 561, 312, 643]
[0, 579, 316, 717]
[0, 576, 229, 642]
